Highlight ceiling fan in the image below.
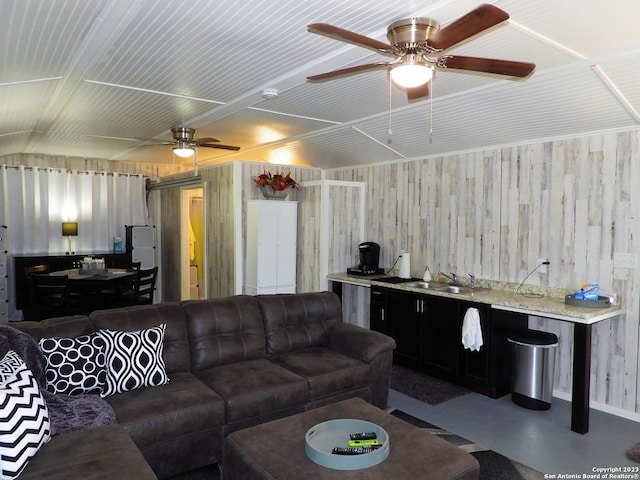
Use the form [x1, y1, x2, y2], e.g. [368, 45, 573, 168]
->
[132, 127, 240, 157]
[307, 3, 535, 100]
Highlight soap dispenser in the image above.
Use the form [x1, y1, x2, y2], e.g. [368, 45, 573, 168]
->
[422, 266, 432, 282]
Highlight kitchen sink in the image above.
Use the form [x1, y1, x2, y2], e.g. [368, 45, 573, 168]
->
[433, 285, 489, 295]
[434, 285, 474, 294]
[401, 280, 488, 295]
[402, 281, 432, 289]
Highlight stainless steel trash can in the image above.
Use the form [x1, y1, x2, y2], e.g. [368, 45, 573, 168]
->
[508, 330, 558, 410]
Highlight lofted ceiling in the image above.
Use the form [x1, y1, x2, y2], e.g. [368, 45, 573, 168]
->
[1, 0, 639, 170]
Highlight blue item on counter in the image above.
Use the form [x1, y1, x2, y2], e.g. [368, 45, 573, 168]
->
[582, 284, 599, 301]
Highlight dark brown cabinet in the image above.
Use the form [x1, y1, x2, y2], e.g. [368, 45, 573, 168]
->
[457, 301, 493, 393]
[369, 286, 388, 335]
[389, 290, 424, 366]
[458, 307, 528, 397]
[423, 295, 460, 379]
[370, 286, 527, 398]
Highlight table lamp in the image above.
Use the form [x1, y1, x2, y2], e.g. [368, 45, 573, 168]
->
[62, 222, 78, 254]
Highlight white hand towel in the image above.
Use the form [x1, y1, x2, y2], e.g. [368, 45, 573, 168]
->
[462, 307, 483, 351]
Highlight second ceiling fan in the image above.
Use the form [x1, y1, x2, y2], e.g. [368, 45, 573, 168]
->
[132, 127, 240, 157]
[307, 3, 535, 100]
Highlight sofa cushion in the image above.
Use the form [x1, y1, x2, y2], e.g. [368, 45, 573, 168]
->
[18, 423, 157, 480]
[182, 296, 266, 370]
[0, 351, 51, 480]
[105, 371, 224, 450]
[195, 359, 307, 423]
[13, 315, 92, 342]
[98, 324, 169, 397]
[270, 347, 371, 401]
[38, 333, 106, 395]
[256, 292, 342, 357]
[90, 303, 190, 374]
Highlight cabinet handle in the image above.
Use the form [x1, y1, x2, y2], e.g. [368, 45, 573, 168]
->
[381, 308, 385, 321]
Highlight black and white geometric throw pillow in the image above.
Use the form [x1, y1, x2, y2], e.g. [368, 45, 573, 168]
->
[97, 324, 169, 397]
[0, 350, 51, 480]
[38, 333, 107, 395]
[0, 350, 24, 383]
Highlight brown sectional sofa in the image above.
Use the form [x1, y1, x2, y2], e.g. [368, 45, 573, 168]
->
[10, 291, 396, 479]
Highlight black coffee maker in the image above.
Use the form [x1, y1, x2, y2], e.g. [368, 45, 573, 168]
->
[347, 242, 384, 276]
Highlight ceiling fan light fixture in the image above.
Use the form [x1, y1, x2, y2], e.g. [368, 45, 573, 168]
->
[173, 141, 194, 157]
[390, 61, 433, 88]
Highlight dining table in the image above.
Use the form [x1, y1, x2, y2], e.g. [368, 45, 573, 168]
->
[46, 268, 138, 309]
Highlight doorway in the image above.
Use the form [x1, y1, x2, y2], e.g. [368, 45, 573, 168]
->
[181, 188, 205, 300]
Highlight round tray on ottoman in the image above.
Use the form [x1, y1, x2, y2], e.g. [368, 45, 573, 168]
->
[305, 419, 389, 470]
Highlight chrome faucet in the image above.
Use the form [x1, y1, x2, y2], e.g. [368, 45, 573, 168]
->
[438, 271, 460, 285]
[468, 273, 475, 289]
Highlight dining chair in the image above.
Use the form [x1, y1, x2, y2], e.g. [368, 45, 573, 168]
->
[132, 267, 158, 305]
[31, 274, 84, 320]
[24, 264, 51, 320]
[108, 266, 158, 307]
[24, 264, 50, 276]
[98, 261, 141, 297]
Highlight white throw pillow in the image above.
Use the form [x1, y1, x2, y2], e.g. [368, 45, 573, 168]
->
[38, 333, 107, 395]
[0, 350, 51, 480]
[97, 324, 169, 397]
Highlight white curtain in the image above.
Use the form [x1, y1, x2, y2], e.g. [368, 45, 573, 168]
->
[0, 166, 148, 254]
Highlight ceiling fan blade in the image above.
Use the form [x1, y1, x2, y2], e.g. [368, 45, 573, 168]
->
[307, 62, 389, 82]
[194, 137, 220, 144]
[308, 23, 395, 55]
[441, 55, 535, 77]
[132, 137, 174, 145]
[406, 83, 430, 100]
[200, 143, 240, 151]
[427, 4, 509, 51]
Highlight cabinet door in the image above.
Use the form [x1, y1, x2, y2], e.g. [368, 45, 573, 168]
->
[254, 206, 279, 287]
[246, 201, 297, 294]
[274, 203, 297, 287]
[390, 290, 423, 366]
[370, 286, 388, 335]
[458, 301, 491, 387]
[423, 296, 459, 378]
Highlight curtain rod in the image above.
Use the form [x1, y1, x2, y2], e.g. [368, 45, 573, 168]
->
[146, 175, 202, 191]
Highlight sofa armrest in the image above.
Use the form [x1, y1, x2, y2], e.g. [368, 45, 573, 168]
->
[323, 322, 396, 363]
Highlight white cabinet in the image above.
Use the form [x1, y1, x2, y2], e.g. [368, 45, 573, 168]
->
[126, 225, 156, 269]
[245, 201, 297, 295]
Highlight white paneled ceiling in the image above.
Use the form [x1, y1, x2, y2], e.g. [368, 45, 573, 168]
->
[1, 0, 639, 169]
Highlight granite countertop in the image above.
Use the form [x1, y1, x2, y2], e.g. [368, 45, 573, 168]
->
[327, 273, 622, 325]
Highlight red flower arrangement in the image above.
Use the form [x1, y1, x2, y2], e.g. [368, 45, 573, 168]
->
[253, 171, 299, 192]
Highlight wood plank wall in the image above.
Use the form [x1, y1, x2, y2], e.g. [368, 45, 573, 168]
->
[327, 129, 640, 413]
[201, 164, 236, 298]
[158, 187, 181, 302]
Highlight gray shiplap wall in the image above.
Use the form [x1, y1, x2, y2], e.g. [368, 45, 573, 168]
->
[327, 129, 640, 413]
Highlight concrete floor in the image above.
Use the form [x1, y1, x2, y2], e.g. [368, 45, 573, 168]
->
[388, 389, 640, 476]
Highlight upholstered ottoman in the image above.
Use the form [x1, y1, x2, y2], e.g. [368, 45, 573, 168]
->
[223, 397, 479, 480]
